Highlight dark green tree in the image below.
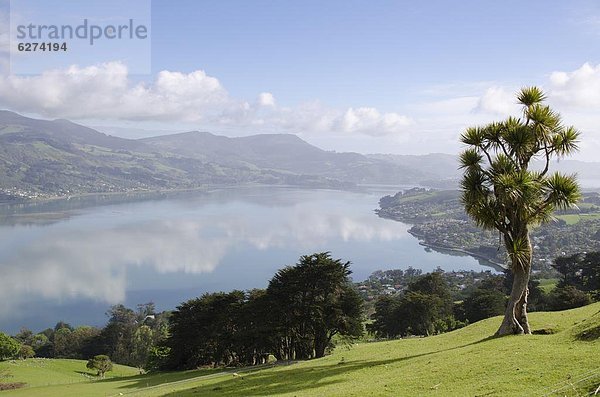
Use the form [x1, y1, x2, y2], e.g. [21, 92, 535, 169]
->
[235, 289, 278, 365]
[398, 292, 446, 336]
[267, 252, 363, 359]
[367, 295, 402, 339]
[407, 272, 453, 307]
[52, 328, 74, 358]
[459, 87, 581, 335]
[554, 251, 600, 295]
[548, 285, 592, 311]
[0, 333, 20, 360]
[97, 304, 138, 365]
[146, 346, 171, 371]
[369, 272, 458, 338]
[30, 334, 49, 355]
[461, 289, 507, 323]
[14, 328, 34, 347]
[166, 291, 246, 369]
[131, 325, 154, 373]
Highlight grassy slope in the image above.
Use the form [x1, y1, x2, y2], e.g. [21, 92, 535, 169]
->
[2, 303, 600, 397]
[0, 358, 138, 393]
[162, 303, 600, 397]
[555, 213, 600, 225]
[0, 359, 225, 397]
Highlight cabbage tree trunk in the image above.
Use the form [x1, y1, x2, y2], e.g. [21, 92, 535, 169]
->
[496, 233, 532, 336]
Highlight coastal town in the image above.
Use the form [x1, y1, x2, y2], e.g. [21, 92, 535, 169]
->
[377, 188, 600, 277]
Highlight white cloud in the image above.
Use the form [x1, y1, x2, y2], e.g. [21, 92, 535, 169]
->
[549, 62, 600, 108]
[258, 92, 276, 107]
[0, 62, 230, 121]
[475, 86, 519, 115]
[0, 61, 412, 137]
[2, 59, 600, 158]
[339, 107, 412, 136]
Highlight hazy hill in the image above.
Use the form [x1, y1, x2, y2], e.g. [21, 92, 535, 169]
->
[0, 111, 144, 151]
[368, 152, 461, 180]
[0, 111, 419, 200]
[2, 110, 599, 201]
[141, 131, 424, 183]
[369, 153, 600, 189]
[0, 111, 346, 199]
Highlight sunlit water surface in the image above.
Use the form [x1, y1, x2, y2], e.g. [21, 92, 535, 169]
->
[0, 186, 495, 332]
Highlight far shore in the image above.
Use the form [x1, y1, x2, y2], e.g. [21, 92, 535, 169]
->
[408, 229, 508, 272]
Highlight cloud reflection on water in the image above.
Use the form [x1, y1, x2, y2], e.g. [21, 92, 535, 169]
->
[0, 192, 411, 316]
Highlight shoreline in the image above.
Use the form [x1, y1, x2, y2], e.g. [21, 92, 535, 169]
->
[382, 216, 508, 272]
[0, 182, 372, 208]
[414, 237, 508, 272]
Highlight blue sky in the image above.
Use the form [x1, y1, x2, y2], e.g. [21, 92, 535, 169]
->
[1, 0, 600, 158]
[150, 0, 599, 106]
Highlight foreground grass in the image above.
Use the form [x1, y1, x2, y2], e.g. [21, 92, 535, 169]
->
[161, 303, 600, 397]
[2, 303, 600, 396]
[0, 359, 225, 397]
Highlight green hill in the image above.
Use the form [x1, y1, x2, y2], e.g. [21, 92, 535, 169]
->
[0, 110, 429, 200]
[2, 303, 600, 396]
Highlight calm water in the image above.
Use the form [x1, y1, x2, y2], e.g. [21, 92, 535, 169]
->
[0, 186, 494, 333]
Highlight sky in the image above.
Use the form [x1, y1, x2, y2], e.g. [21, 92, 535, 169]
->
[0, 0, 600, 159]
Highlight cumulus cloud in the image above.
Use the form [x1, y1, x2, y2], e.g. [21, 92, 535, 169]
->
[0, 62, 230, 121]
[258, 92, 276, 107]
[474, 86, 519, 115]
[339, 107, 412, 135]
[549, 62, 600, 108]
[0, 61, 412, 137]
[3, 59, 600, 156]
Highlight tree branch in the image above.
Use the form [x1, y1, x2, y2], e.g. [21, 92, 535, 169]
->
[480, 144, 493, 167]
[540, 141, 550, 177]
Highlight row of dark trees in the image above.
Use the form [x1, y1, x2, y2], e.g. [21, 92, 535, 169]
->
[165, 252, 363, 369]
[367, 272, 463, 338]
[7, 303, 169, 372]
[3, 249, 597, 370]
[1, 253, 363, 370]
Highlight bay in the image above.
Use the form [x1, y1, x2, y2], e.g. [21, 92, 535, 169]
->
[0, 186, 495, 333]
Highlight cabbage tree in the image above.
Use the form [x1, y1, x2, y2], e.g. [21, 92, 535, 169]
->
[459, 87, 581, 335]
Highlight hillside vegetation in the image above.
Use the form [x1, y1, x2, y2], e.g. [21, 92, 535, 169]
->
[0, 110, 427, 200]
[2, 302, 599, 396]
[3, 110, 600, 202]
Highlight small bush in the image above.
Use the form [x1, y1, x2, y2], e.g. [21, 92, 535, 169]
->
[86, 355, 113, 379]
[18, 345, 35, 360]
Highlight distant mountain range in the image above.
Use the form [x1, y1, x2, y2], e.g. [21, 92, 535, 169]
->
[1, 110, 598, 201]
[0, 111, 422, 200]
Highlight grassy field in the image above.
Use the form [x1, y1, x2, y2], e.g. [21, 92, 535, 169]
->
[0, 358, 138, 388]
[538, 277, 559, 293]
[2, 303, 600, 396]
[554, 213, 600, 225]
[0, 359, 229, 397]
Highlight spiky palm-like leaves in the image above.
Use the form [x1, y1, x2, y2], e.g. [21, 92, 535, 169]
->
[459, 87, 581, 335]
